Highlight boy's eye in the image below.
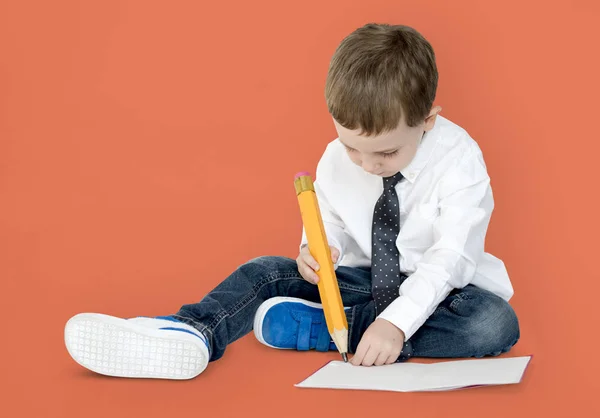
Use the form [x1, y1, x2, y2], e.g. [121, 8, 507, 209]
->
[344, 145, 397, 158]
[382, 150, 399, 158]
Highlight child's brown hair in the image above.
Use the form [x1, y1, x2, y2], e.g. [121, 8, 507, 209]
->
[325, 23, 438, 136]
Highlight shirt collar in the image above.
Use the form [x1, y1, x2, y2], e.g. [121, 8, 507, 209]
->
[399, 119, 440, 183]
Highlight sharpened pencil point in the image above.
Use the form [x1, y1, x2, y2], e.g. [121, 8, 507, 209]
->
[342, 353, 348, 362]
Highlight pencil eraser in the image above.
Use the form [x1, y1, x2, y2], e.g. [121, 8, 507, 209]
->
[295, 171, 311, 179]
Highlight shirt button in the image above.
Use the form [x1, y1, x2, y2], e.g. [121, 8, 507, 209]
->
[409, 173, 415, 179]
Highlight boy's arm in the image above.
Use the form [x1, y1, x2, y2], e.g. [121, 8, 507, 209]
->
[377, 147, 493, 340]
[299, 179, 348, 269]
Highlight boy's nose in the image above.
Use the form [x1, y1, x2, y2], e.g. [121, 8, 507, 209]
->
[362, 159, 382, 174]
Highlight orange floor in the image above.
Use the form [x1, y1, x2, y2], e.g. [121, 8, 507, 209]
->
[1, 1, 598, 417]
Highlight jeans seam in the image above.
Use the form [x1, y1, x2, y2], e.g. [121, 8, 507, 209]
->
[171, 314, 211, 333]
[347, 305, 356, 353]
[338, 283, 372, 294]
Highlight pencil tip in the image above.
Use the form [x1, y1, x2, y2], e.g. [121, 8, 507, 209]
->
[342, 353, 348, 363]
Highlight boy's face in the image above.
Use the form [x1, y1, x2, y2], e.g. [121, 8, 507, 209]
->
[334, 106, 441, 178]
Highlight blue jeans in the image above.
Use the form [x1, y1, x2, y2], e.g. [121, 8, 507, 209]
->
[173, 256, 520, 362]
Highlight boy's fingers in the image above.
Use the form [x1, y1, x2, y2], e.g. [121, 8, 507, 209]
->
[302, 253, 320, 272]
[385, 351, 400, 365]
[361, 346, 379, 367]
[351, 340, 368, 366]
[297, 259, 319, 284]
[308, 268, 319, 284]
[374, 351, 389, 366]
[330, 246, 340, 262]
[300, 267, 316, 284]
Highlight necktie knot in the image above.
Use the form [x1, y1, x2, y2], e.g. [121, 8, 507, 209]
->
[383, 172, 404, 190]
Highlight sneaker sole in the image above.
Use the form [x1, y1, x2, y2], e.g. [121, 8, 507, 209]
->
[64, 313, 208, 380]
[252, 297, 324, 349]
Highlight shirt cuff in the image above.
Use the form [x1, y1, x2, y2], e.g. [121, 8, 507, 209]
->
[376, 295, 427, 341]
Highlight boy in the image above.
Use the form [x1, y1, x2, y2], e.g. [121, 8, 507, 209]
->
[64, 23, 519, 379]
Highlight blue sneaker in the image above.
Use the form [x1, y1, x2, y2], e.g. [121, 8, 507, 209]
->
[253, 297, 345, 352]
[64, 313, 209, 379]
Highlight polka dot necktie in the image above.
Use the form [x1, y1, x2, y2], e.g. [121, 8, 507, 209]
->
[371, 172, 404, 314]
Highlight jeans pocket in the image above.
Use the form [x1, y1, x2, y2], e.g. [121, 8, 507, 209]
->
[448, 291, 477, 316]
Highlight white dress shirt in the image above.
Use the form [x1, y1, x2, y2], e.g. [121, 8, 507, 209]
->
[300, 116, 514, 340]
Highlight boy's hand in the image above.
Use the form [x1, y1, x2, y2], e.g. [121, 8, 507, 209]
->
[296, 244, 340, 284]
[350, 319, 405, 366]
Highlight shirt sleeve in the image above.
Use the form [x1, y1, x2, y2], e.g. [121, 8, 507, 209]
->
[377, 147, 493, 340]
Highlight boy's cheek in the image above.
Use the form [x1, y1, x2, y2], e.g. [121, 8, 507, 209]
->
[347, 153, 360, 164]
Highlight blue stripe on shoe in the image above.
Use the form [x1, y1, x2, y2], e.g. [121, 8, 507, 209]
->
[155, 315, 182, 323]
[128, 315, 182, 322]
[125, 315, 210, 352]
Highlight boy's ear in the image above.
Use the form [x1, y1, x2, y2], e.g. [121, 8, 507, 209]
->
[424, 105, 442, 131]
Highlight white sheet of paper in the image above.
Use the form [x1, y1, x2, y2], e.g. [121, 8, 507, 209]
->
[295, 356, 531, 392]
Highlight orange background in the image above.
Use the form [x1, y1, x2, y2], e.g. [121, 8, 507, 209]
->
[1, 0, 599, 417]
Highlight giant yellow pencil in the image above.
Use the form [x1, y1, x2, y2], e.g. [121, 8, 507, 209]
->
[294, 171, 348, 362]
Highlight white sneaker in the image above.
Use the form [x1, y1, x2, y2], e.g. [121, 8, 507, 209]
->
[64, 313, 209, 380]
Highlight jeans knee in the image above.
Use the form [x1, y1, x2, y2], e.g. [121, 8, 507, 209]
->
[237, 256, 299, 283]
[243, 256, 296, 271]
[459, 292, 520, 356]
[246, 255, 285, 265]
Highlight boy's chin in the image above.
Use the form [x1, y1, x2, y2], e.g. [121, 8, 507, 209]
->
[366, 171, 395, 178]
[361, 167, 402, 178]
